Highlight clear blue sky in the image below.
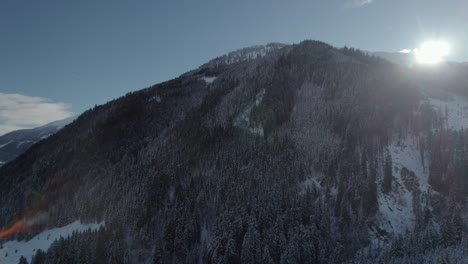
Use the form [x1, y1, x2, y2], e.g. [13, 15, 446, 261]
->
[0, 0, 467, 134]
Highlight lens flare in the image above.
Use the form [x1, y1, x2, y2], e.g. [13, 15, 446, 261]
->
[0, 188, 50, 239]
[0, 219, 28, 238]
[25, 189, 42, 197]
[0, 212, 49, 239]
[414, 40, 451, 65]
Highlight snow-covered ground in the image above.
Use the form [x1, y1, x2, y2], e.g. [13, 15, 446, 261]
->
[0, 220, 104, 264]
[0, 141, 13, 149]
[233, 104, 264, 137]
[388, 137, 429, 193]
[425, 91, 468, 130]
[377, 187, 416, 234]
[375, 90, 468, 235]
[201, 76, 216, 84]
[148, 95, 162, 103]
[233, 89, 266, 137]
[255, 89, 266, 106]
[377, 136, 429, 234]
[17, 140, 34, 148]
[299, 176, 322, 196]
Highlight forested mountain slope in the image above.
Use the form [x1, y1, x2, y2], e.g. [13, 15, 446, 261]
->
[0, 41, 466, 264]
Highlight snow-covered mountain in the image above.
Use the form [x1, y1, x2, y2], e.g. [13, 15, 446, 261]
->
[0, 117, 75, 167]
[0, 41, 466, 263]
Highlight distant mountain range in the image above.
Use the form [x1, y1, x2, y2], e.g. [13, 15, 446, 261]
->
[0, 117, 75, 166]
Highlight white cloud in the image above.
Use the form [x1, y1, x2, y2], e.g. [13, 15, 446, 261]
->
[348, 0, 374, 7]
[400, 49, 412, 54]
[0, 93, 73, 136]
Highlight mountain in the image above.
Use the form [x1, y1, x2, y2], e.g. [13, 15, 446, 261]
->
[0, 117, 75, 167]
[0, 41, 466, 264]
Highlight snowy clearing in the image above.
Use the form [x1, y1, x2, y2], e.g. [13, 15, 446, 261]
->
[388, 137, 429, 193]
[0, 220, 104, 264]
[201, 76, 216, 84]
[148, 95, 162, 103]
[426, 92, 468, 131]
[377, 188, 415, 234]
[377, 136, 429, 234]
[233, 90, 267, 137]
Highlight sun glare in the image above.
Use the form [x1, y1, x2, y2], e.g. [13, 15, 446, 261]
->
[414, 40, 451, 65]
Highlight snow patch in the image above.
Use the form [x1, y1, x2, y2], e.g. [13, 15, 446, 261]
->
[376, 136, 430, 235]
[233, 105, 264, 136]
[200, 224, 210, 243]
[377, 188, 415, 234]
[388, 137, 429, 193]
[426, 92, 468, 131]
[201, 76, 216, 84]
[168, 185, 175, 202]
[234, 105, 252, 127]
[0, 141, 13, 149]
[0, 220, 104, 264]
[233, 90, 267, 137]
[299, 177, 322, 196]
[148, 95, 162, 103]
[17, 140, 34, 148]
[255, 89, 266, 106]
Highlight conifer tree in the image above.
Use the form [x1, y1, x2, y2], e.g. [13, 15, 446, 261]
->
[383, 152, 393, 193]
[18, 256, 28, 264]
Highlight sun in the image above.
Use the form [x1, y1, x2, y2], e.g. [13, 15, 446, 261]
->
[414, 40, 451, 65]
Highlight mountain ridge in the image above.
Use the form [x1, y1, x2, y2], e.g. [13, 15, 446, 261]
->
[0, 116, 75, 167]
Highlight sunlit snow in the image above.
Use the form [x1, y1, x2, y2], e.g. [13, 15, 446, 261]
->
[377, 136, 429, 234]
